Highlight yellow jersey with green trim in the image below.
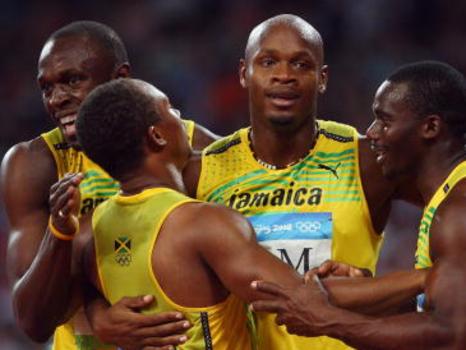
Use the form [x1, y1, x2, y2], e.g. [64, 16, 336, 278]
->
[197, 120, 383, 350]
[42, 119, 195, 350]
[415, 161, 466, 311]
[93, 187, 254, 350]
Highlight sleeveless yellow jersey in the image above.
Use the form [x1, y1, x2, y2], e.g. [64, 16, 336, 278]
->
[415, 161, 466, 310]
[93, 187, 254, 350]
[42, 119, 195, 350]
[197, 120, 383, 350]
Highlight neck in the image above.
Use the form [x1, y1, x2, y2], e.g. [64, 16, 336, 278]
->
[249, 118, 318, 169]
[119, 163, 186, 196]
[415, 144, 466, 203]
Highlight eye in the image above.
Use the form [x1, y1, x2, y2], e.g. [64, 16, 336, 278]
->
[40, 83, 53, 97]
[259, 57, 276, 68]
[68, 75, 83, 87]
[292, 60, 311, 70]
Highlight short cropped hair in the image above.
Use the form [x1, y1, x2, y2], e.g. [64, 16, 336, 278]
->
[76, 79, 160, 180]
[48, 20, 129, 69]
[387, 61, 466, 140]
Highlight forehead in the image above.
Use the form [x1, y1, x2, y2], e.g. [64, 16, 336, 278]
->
[373, 81, 412, 114]
[37, 36, 107, 77]
[250, 23, 322, 62]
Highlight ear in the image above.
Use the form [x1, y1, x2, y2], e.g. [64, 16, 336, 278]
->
[112, 62, 131, 79]
[239, 59, 248, 88]
[147, 125, 167, 151]
[318, 65, 329, 94]
[421, 114, 442, 140]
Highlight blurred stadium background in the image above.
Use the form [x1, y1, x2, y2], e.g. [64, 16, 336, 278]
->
[1, 0, 465, 348]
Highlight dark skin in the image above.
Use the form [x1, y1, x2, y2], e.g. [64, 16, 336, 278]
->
[94, 18, 424, 348]
[67, 81, 304, 348]
[0, 33, 217, 346]
[249, 80, 466, 349]
[185, 20, 400, 234]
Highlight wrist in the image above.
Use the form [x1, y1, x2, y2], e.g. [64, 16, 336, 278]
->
[48, 216, 79, 240]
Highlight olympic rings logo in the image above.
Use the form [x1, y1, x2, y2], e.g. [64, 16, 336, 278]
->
[115, 253, 132, 266]
[295, 221, 321, 233]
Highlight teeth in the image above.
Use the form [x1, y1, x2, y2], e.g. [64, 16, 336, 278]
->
[61, 114, 76, 124]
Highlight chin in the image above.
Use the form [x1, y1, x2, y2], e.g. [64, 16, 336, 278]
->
[66, 137, 82, 150]
[267, 114, 295, 126]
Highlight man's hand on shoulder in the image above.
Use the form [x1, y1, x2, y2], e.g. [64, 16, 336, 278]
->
[89, 294, 191, 350]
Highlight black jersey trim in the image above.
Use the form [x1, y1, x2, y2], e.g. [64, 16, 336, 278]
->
[205, 137, 241, 156]
[200, 312, 213, 349]
[319, 129, 354, 143]
[53, 142, 72, 150]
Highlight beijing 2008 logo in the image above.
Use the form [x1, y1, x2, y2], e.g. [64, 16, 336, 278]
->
[295, 221, 321, 233]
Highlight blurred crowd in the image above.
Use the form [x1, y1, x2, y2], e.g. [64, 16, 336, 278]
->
[1, 0, 464, 348]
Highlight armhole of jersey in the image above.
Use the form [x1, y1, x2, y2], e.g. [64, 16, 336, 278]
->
[354, 133, 380, 239]
[92, 204, 110, 299]
[146, 199, 229, 312]
[196, 149, 208, 200]
[41, 132, 62, 178]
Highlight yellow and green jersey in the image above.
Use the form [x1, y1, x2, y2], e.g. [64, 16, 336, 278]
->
[415, 161, 466, 310]
[197, 120, 383, 350]
[41, 119, 195, 350]
[93, 187, 254, 350]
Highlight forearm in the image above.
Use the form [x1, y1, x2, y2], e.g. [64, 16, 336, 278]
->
[322, 269, 426, 315]
[320, 306, 452, 350]
[12, 229, 75, 342]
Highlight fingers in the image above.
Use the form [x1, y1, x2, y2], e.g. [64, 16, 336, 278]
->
[49, 173, 84, 233]
[251, 280, 287, 298]
[138, 320, 191, 338]
[304, 269, 318, 284]
[119, 295, 155, 310]
[316, 259, 334, 277]
[348, 266, 365, 278]
[249, 299, 285, 313]
[139, 329, 189, 348]
[49, 173, 83, 213]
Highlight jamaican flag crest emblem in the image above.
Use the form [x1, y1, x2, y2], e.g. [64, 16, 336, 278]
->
[114, 236, 132, 266]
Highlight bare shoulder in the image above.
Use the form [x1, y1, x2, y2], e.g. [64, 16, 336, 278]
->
[192, 123, 221, 151]
[2, 136, 56, 180]
[167, 200, 254, 243]
[1, 136, 57, 208]
[430, 180, 466, 260]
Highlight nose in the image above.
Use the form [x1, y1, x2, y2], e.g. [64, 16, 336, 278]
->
[48, 84, 71, 111]
[366, 120, 381, 140]
[272, 62, 296, 84]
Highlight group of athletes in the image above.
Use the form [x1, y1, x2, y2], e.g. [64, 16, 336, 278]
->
[1, 13, 465, 350]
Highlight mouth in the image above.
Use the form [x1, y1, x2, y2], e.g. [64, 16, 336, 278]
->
[370, 143, 387, 164]
[266, 90, 300, 108]
[56, 112, 78, 139]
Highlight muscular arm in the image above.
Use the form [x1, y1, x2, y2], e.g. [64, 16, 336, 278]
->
[251, 184, 466, 349]
[190, 204, 303, 302]
[321, 269, 426, 315]
[0, 139, 81, 341]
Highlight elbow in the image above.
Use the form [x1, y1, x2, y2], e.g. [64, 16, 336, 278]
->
[13, 299, 55, 343]
[16, 316, 55, 343]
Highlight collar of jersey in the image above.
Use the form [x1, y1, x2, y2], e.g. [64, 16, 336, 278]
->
[115, 187, 173, 204]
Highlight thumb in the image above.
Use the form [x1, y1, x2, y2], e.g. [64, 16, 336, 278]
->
[304, 269, 318, 284]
